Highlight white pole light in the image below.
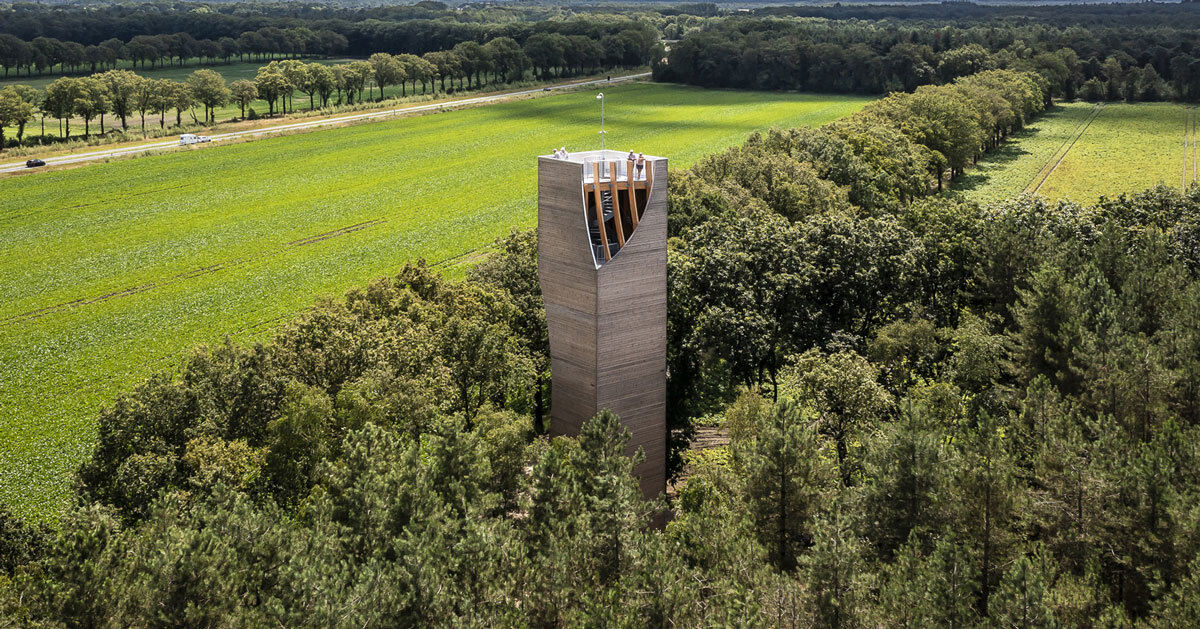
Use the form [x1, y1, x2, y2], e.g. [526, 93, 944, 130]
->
[597, 92, 606, 151]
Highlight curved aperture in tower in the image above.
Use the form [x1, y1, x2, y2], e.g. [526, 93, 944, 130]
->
[581, 157, 655, 267]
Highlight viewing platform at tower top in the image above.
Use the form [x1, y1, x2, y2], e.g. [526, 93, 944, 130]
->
[539, 149, 663, 184]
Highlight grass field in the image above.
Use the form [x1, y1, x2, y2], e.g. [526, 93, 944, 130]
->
[957, 101, 1193, 205]
[0, 82, 872, 521]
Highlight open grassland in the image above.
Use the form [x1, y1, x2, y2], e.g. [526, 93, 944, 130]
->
[958, 102, 1192, 205]
[0, 82, 872, 521]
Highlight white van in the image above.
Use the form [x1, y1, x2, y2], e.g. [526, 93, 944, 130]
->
[179, 134, 212, 145]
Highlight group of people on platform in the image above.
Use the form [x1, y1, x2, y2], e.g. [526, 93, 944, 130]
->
[626, 150, 647, 180]
[546, 147, 647, 180]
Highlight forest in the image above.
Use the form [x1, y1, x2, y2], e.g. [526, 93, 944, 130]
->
[656, 10, 1200, 101]
[4, 60, 1200, 625]
[0, 3, 660, 72]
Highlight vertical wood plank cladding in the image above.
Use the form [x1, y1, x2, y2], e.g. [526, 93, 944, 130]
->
[597, 156, 668, 499]
[539, 156, 599, 450]
[539, 153, 668, 500]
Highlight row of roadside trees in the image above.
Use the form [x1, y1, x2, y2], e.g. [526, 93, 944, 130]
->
[0, 33, 654, 148]
[0, 69, 230, 144]
[251, 33, 645, 116]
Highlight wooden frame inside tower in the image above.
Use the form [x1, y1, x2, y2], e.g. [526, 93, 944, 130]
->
[537, 150, 668, 498]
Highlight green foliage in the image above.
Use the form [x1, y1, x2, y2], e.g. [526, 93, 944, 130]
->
[0, 508, 43, 577]
[732, 397, 834, 572]
[689, 142, 850, 221]
[991, 546, 1058, 629]
[944, 410, 1021, 616]
[857, 401, 945, 559]
[657, 83, 1200, 624]
[71, 263, 536, 523]
[799, 502, 873, 628]
[782, 349, 893, 486]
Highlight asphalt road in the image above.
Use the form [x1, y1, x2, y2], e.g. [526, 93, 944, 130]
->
[1, 72, 650, 175]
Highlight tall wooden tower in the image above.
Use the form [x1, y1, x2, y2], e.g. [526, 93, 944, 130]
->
[537, 150, 668, 499]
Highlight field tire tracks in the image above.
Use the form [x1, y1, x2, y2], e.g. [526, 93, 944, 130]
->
[3, 218, 386, 326]
[1026, 103, 1104, 195]
[287, 220, 384, 247]
[1186, 106, 1197, 192]
[1184, 107, 1190, 193]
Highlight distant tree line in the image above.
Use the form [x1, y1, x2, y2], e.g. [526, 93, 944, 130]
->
[655, 16, 1200, 102]
[0, 1, 518, 47]
[3, 67, 1200, 623]
[0, 33, 652, 148]
[0, 2, 659, 75]
[0, 28, 350, 78]
[754, 0, 1200, 27]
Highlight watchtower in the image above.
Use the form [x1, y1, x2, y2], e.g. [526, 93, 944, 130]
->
[536, 150, 668, 499]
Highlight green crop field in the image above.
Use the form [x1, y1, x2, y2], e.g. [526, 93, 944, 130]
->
[957, 101, 1193, 205]
[0, 82, 872, 521]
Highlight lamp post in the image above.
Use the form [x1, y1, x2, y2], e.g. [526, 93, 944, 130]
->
[597, 92, 606, 151]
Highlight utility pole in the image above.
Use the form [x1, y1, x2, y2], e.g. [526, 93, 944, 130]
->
[597, 92, 606, 151]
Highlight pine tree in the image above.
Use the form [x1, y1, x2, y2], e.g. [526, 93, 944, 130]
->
[734, 398, 834, 572]
[924, 536, 982, 628]
[991, 546, 1057, 628]
[942, 410, 1020, 617]
[800, 500, 871, 628]
[859, 400, 944, 559]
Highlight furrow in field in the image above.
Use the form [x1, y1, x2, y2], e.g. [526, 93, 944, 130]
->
[1182, 107, 1188, 193]
[1020, 103, 1099, 194]
[1183, 106, 1197, 191]
[287, 219, 386, 246]
[1028, 103, 1103, 195]
[2, 218, 386, 325]
[964, 102, 1190, 205]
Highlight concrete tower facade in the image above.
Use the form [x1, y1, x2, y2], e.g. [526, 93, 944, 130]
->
[536, 150, 668, 498]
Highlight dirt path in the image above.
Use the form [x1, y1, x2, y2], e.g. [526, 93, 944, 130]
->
[667, 425, 730, 497]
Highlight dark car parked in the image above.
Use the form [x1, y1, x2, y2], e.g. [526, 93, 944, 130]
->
[26, 158, 45, 168]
